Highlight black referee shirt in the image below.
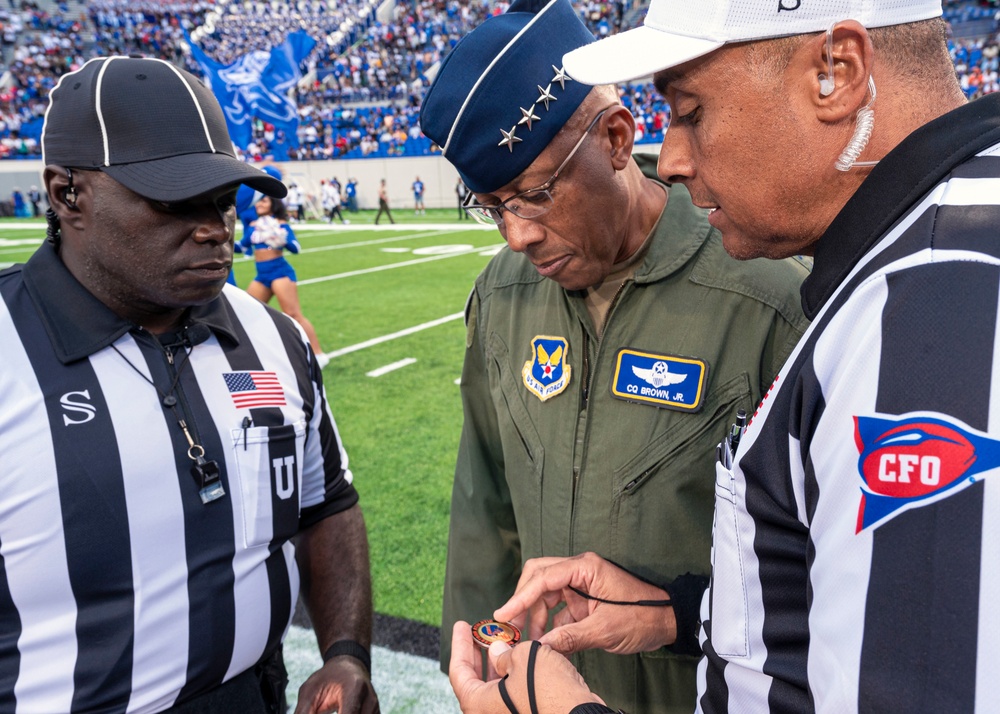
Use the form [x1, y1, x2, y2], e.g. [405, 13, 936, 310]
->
[699, 93, 1000, 712]
[0, 241, 358, 713]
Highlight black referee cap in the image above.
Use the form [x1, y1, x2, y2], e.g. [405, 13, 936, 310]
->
[41, 56, 287, 202]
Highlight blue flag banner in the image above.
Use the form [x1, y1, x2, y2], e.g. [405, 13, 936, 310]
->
[185, 30, 316, 149]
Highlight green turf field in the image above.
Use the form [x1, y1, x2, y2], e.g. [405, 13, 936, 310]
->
[0, 211, 500, 628]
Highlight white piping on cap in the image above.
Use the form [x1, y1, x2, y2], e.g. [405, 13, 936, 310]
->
[442, 0, 560, 156]
[40, 56, 107, 166]
[152, 58, 217, 153]
[94, 55, 124, 166]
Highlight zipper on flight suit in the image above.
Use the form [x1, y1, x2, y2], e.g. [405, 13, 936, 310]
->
[572, 279, 632, 502]
[580, 279, 630, 412]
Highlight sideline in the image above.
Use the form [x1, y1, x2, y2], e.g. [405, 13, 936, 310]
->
[324, 312, 464, 360]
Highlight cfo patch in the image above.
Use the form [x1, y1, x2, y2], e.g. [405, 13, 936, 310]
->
[522, 336, 571, 402]
[854, 414, 1000, 532]
[610, 348, 708, 412]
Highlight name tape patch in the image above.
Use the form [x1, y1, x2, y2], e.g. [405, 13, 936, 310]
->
[610, 349, 708, 412]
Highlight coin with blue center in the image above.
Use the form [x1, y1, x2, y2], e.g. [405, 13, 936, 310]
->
[471, 619, 521, 649]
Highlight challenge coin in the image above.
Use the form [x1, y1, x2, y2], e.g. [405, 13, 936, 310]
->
[471, 619, 521, 649]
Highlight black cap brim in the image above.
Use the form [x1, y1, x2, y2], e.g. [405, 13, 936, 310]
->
[102, 151, 288, 202]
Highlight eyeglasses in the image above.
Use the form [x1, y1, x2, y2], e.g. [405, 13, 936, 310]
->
[463, 107, 611, 226]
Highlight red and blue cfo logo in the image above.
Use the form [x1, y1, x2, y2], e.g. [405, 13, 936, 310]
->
[854, 414, 999, 532]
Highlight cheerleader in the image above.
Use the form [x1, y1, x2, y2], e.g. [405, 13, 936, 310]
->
[242, 196, 328, 367]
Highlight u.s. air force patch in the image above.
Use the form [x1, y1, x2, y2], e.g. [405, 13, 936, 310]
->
[522, 336, 571, 402]
[610, 348, 708, 412]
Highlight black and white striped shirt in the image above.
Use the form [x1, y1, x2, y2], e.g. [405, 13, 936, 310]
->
[699, 93, 1000, 713]
[0, 241, 358, 713]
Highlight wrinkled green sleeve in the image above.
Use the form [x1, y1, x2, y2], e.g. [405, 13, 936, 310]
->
[439, 287, 522, 671]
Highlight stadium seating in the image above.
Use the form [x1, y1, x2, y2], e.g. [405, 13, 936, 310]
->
[1, 0, 997, 160]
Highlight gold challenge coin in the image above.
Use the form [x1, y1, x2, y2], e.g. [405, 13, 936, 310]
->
[471, 619, 521, 649]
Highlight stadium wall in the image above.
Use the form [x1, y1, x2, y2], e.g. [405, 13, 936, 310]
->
[0, 147, 660, 213]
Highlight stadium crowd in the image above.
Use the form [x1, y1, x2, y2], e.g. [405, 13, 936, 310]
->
[0, 0, 997, 160]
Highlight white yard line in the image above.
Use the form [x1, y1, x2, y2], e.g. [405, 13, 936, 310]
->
[366, 357, 418, 378]
[295, 230, 460, 254]
[283, 222, 494, 232]
[324, 313, 464, 360]
[0, 240, 45, 252]
[0, 227, 498, 257]
[298, 248, 493, 286]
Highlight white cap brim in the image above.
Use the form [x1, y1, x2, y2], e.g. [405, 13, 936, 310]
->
[563, 25, 724, 85]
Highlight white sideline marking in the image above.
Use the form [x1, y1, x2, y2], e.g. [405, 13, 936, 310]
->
[324, 312, 464, 360]
[367, 357, 417, 378]
[298, 248, 492, 286]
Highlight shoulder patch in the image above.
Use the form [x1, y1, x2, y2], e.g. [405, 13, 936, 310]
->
[854, 413, 1000, 532]
[610, 348, 708, 412]
[522, 336, 571, 402]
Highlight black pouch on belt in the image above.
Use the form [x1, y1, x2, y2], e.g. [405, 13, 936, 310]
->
[255, 644, 290, 714]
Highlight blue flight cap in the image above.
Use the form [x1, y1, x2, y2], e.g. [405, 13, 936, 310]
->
[419, 0, 595, 194]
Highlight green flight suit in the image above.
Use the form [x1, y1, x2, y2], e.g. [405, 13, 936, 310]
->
[442, 173, 810, 714]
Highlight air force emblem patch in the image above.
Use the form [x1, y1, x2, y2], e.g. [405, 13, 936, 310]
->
[854, 414, 1000, 532]
[522, 336, 571, 402]
[610, 349, 708, 412]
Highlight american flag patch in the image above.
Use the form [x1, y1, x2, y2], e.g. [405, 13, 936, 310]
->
[223, 371, 287, 409]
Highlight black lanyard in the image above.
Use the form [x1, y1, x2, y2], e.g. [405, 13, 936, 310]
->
[113, 328, 225, 504]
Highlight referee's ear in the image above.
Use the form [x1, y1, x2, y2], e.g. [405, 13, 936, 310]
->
[44, 166, 88, 236]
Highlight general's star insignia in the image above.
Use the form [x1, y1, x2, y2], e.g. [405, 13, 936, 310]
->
[518, 106, 541, 130]
[551, 65, 570, 90]
[535, 84, 557, 111]
[498, 126, 523, 152]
